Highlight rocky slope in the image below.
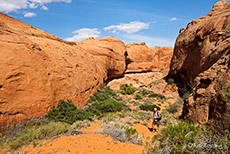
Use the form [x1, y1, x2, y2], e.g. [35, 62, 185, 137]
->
[0, 13, 173, 131]
[126, 43, 173, 73]
[0, 13, 126, 131]
[167, 0, 230, 131]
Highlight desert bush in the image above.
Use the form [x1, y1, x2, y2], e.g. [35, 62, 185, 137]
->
[102, 121, 143, 145]
[6, 152, 28, 154]
[7, 122, 72, 149]
[102, 112, 125, 122]
[167, 78, 175, 84]
[146, 114, 230, 154]
[134, 93, 143, 100]
[85, 98, 129, 116]
[85, 85, 130, 117]
[139, 89, 153, 96]
[120, 84, 136, 95]
[139, 104, 160, 112]
[224, 84, 230, 99]
[138, 89, 166, 101]
[147, 118, 202, 153]
[47, 99, 93, 124]
[148, 79, 163, 88]
[126, 111, 152, 121]
[71, 120, 91, 129]
[163, 98, 184, 114]
[148, 93, 166, 100]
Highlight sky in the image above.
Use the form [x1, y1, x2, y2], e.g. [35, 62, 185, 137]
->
[0, 0, 221, 47]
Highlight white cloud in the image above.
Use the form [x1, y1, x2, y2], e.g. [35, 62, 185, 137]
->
[0, 0, 72, 13]
[170, 17, 177, 21]
[65, 28, 101, 42]
[104, 21, 150, 34]
[29, 3, 38, 9]
[41, 5, 48, 10]
[0, 0, 29, 13]
[24, 12, 36, 17]
[119, 34, 175, 47]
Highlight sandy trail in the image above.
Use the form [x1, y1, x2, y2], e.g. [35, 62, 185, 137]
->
[12, 72, 179, 154]
[20, 121, 144, 154]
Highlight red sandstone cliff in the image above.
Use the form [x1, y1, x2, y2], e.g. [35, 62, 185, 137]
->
[0, 13, 173, 131]
[0, 13, 126, 131]
[126, 43, 173, 73]
[167, 1, 230, 131]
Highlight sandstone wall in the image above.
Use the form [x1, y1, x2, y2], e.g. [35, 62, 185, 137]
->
[126, 43, 173, 73]
[0, 13, 126, 131]
[167, 1, 230, 131]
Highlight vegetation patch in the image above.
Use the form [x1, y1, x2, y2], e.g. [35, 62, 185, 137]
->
[134, 93, 143, 100]
[71, 120, 91, 129]
[148, 93, 166, 100]
[120, 84, 136, 95]
[102, 112, 125, 122]
[125, 111, 152, 121]
[102, 121, 143, 145]
[84, 85, 130, 117]
[163, 97, 184, 114]
[47, 99, 94, 124]
[224, 84, 230, 99]
[145, 114, 230, 154]
[139, 104, 161, 112]
[7, 122, 72, 150]
[138, 89, 153, 96]
[148, 79, 163, 88]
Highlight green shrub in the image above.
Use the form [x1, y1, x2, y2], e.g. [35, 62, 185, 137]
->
[71, 120, 90, 129]
[163, 98, 183, 114]
[86, 98, 129, 115]
[147, 117, 201, 153]
[85, 85, 130, 117]
[102, 112, 125, 122]
[167, 78, 175, 84]
[87, 85, 117, 104]
[125, 111, 152, 121]
[138, 89, 153, 96]
[102, 121, 143, 145]
[146, 114, 230, 154]
[7, 122, 72, 149]
[47, 99, 93, 124]
[134, 93, 143, 100]
[120, 84, 136, 95]
[148, 79, 163, 88]
[148, 93, 166, 100]
[224, 84, 230, 99]
[139, 104, 160, 112]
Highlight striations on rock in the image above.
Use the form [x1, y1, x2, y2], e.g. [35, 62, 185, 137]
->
[0, 13, 126, 131]
[167, 1, 230, 131]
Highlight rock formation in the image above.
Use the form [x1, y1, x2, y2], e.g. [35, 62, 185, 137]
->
[0, 13, 126, 131]
[167, 1, 230, 131]
[126, 43, 173, 73]
[0, 13, 174, 131]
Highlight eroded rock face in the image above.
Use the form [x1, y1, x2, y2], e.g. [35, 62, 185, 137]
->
[0, 13, 126, 131]
[167, 1, 230, 131]
[168, 1, 230, 86]
[126, 43, 173, 73]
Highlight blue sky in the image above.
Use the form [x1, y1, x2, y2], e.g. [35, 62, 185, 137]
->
[0, 0, 220, 47]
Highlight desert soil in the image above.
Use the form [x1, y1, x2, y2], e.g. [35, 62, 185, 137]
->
[5, 71, 179, 154]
